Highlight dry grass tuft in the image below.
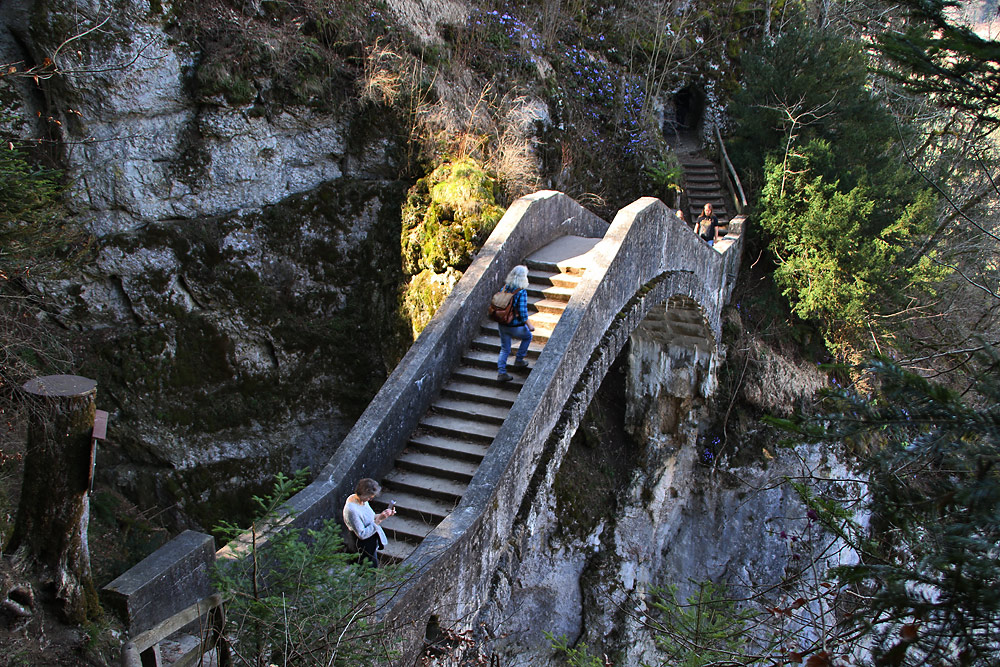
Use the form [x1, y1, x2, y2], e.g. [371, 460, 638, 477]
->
[361, 40, 405, 106]
[409, 72, 543, 202]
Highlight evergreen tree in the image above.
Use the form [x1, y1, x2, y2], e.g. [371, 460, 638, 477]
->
[876, 0, 1000, 127]
[756, 140, 942, 351]
[775, 357, 1000, 665]
[731, 24, 944, 354]
[213, 471, 404, 666]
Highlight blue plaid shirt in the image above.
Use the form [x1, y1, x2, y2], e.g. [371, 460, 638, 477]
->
[504, 286, 529, 326]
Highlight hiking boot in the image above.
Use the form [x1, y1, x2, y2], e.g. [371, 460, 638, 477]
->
[497, 372, 513, 383]
[512, 359, 529, 370]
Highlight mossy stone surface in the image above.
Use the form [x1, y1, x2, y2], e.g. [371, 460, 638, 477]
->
[78, 177, 412, 525]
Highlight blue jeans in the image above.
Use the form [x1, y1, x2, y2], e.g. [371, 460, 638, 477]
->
[498, 323, 532, 373]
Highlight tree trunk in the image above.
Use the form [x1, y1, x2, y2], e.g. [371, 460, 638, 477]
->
[6, 375, 100, 624]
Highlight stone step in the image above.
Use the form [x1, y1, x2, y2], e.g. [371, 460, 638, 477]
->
[381, 513, 436, 543]
[526, 261, 588, 277]
[383, 469, 467, 503]
[419, 413, 500, 444]
[526, 269, 580, 289]
[530, 297, 569, 316]
[463, 347, 536, 372]
[381, 538, 415, 564]
[431, 396, 510, 425]
[682, 163, 716, 172]
[372, 489, 457, 523]
[689, 190, 725, 200]
[397, 450, 478, 484]
[409, 432, 490, 463]
[527, 310, 561, 329]
[453, 364, 528, 389]
[684, 173, 718, 182]
[441, 379, 520, 407]
[470, 333, 546, 357]
[526, 282, 574, 302]
[680, 158, 713, 166]
[686, 181, 723, 192]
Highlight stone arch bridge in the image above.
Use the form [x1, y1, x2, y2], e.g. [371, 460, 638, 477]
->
[106, 191, 744, 665]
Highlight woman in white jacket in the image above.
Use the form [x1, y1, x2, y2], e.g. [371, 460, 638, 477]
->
[343, 478, 394, 566]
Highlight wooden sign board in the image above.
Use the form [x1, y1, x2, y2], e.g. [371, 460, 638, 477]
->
[93, 409, 109, 441]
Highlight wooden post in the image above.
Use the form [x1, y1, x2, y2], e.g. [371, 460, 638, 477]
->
[6, 374, 101, 623]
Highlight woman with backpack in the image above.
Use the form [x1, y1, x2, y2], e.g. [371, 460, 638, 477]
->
[497, 265, 534, 382]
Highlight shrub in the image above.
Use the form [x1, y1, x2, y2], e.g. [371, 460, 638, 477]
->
[213, 470, 403, 666]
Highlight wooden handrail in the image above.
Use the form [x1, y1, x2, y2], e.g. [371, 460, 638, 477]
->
[120, 593, 227, 666]
[714, 124, 747, 214]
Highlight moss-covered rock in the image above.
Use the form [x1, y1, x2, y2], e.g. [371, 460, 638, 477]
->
[400, 157, 505, 275]
[401, 266, 463, 338]
[75, 177, 412, 526]
[397, 157, 504, 333]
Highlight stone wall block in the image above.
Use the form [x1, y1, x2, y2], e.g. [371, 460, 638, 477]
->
[102, 530, 215, 634]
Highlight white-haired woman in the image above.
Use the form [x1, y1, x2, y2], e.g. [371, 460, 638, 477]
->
[497, 265, 534, 382]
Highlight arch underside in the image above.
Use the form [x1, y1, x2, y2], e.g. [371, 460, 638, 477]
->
[545, 270, 719, 465]
[635, 295, 715, 354]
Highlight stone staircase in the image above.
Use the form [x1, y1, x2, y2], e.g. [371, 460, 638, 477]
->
[680, 156, 729, 227]
[373, 246, 592, 563]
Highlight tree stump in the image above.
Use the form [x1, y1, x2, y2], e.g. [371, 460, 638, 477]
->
[6, 375, 101, 623]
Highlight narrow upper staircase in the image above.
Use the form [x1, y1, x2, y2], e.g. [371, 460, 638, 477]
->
[680, 156, 729, 228]
[372, 240, 597, 563]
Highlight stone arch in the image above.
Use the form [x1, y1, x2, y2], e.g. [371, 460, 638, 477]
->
[485, 271, 723, 654]
[627, 294, 716, 450]
[550, 271, 720, 448]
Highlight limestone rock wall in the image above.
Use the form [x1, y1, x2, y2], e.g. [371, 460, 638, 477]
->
[1, 0, 412, 529]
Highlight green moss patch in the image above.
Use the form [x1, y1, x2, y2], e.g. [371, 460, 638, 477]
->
[398, 158, 503, 333]
[401, 266, 462, 338]
[400, 157, 504, 275]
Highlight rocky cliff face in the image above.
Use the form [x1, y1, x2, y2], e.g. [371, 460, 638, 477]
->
[2, 0, 416, 528]
[470, 318, 843, 664]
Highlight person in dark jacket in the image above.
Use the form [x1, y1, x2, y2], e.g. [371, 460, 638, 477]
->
[497, 265, 534, 382]
[694, 203, 720, 246]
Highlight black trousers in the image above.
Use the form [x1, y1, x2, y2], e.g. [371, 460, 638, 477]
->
[357, 533, 380, 567]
